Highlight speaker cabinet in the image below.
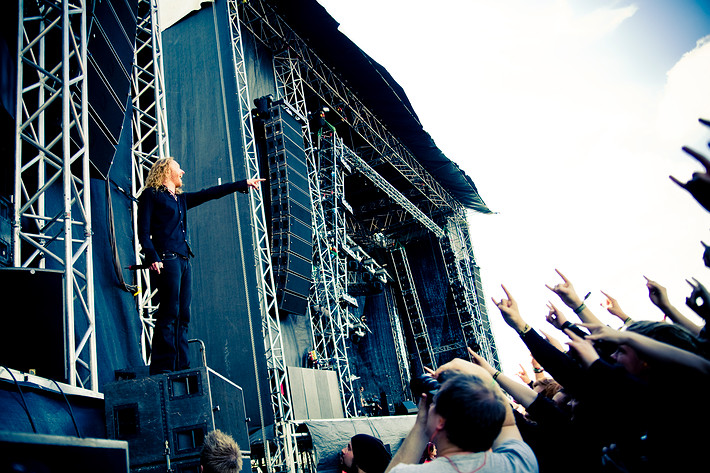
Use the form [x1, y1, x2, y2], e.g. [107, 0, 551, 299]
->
[264, 103, 314, 315]
[104, 367, 249, 470]
[0, 268, 66, 382]
[395, 401, 418, 415]
[86, 0, 139, 178]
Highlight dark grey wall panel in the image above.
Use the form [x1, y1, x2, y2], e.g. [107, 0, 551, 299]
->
[162, 0, 273, 431]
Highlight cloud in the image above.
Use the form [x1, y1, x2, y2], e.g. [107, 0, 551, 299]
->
[657, 35, 710, 150]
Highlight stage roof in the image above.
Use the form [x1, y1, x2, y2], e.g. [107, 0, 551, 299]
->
[270, 0, 492, 213]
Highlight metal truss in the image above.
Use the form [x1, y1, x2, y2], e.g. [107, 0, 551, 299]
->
[271, 40, 357, 419]
[130, 0, 170, 365]
[309, 133, 357, 417]
[383, 284, 412, 401]
[227, 2, 298, 472]
[238, 0, 462, 221]
[457, 213, 500, 369]
[13, 0, 97, 391]
[440, 214, 499, 369]
[341, 147, 445, 239]
[389, 245, 437, 373]
[343, 235, 390, 295]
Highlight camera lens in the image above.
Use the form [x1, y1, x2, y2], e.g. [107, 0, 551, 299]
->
[410, 374, 440, 403]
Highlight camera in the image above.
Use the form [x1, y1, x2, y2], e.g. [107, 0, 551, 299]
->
[410, 373, 446, 405]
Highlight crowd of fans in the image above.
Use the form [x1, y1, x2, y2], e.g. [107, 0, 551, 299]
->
[347, 120, 710, 473]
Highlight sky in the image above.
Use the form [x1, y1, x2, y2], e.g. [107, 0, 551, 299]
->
[316, 0, 710, 376]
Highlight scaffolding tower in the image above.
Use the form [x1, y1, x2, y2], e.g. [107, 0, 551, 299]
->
[389, 245, 437, 373]
[13, 0, 97, 391]
[130, 0, 170, 365]
[227, 1, 298, 472]
[458, 214, 500, 369]
[310, 133, 357, 417]
[439, 215, 500, 368]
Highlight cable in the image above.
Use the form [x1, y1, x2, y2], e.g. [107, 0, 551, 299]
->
[107, 178, 139, 293]
[50, 378, 83, 438]
[0, 366, 37, 433]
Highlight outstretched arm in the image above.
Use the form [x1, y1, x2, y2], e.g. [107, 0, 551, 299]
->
[645, 276, 702, 335]
[546, 269, 603, 325]
[469, 349, 538, 408]
[491, 285, 588, 395]
[582, 322, 710, 375]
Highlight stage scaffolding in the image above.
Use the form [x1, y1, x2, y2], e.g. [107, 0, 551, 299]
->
[440, 216, 500, 370]
[11, 2, 497, 472]
[130, 0, 171, 366]
[227, 1, 298, 472]
[13, 0, 98, 391]
[239, 0, 462, 220]
[236, 0, 499, 388]
[309, 134, 357, 418]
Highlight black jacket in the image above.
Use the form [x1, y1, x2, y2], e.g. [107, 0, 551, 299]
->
[137, 180, 248, 265]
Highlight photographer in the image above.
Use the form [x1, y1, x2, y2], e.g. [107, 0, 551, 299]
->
[385, 359, 537, 473]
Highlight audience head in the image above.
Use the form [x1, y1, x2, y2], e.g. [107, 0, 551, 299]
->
[200, 430, 242, 473]
[532, 378, 563, 399]
[340, 434, 391, 473]
[612, 320, 701, 378]
[430, 372, 507, 453]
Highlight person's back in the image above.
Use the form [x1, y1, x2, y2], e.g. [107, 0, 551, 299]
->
[386, 362, 538, 473]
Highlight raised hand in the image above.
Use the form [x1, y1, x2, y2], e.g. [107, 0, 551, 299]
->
[545, 269, 582, 309]
[491, 285, 527, 333]
[669, 146, 710, 212]
[545, 301, 568, 330]
[468, 347, 497, 376]
[565, 330, 600, 368]
[516, 363, 531, 385]
[540, 330, 566, 351]
[686, 277, 710, 322]
[600, 290, 629, 322]
[644, 276, 670, 309]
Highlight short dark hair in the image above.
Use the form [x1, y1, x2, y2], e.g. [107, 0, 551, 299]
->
[626, 320, 702, 355]
[432, 373, 506, 452]
[201, 430, 243, 473]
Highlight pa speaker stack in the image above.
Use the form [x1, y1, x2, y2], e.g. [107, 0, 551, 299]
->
[264, 104, 313, 316]
[87, 0, 139, 179]
[104, 367, 250, 473]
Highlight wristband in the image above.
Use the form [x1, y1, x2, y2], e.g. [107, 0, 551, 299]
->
[573, 302, 586, 314]
[493, 370, 501, 381]
[561, 321, 575, 330]
[533, 368, 544, 373]
[517, 324, 531, 336]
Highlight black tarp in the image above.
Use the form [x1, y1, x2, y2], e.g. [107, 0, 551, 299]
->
[162, 0, 274, 431]
[304, 416, 416, 473]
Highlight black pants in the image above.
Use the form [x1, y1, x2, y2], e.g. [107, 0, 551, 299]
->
[150, 252, 192, 375]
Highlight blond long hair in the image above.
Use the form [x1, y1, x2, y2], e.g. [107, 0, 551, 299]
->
[142, 157, 183, 194]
